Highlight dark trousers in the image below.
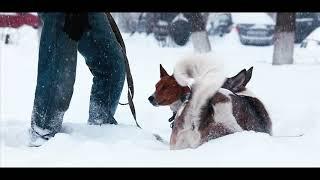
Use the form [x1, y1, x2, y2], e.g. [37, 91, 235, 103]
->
[31, 13, 126, 138]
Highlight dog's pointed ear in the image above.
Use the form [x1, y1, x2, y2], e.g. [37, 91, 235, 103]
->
[243, 67, 253, 86]
[160, 64, 169, 78]
[222, 69, 246, 92]
[232, 69, 247, 87]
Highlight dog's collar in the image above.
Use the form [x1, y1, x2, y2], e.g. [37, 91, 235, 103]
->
[180, 92, 191, 102]
[180, 86, 191, 102]
[169, 91, 192, 129]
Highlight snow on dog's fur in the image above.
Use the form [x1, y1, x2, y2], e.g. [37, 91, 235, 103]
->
[173, 53, 227, 136]
[170, 55, 271, 149]
[170, 59, 272, 149]
[148, 53, 271, 150]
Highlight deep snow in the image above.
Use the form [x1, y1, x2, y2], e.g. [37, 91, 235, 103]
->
[1, 21, 320, 167]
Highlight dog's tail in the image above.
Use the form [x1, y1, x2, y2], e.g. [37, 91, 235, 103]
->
[173, 53, 226, 127]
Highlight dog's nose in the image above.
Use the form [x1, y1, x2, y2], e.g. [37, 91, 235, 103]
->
[148, 96, 155, 103]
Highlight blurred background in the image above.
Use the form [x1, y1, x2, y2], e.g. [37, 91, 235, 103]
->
[1, 12, 320, 47]
[111, 12, 320, 47]
[1, 12, 320, 166]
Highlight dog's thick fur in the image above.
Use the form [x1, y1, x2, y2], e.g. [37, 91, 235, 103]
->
[173, 54, 226, 127]
[170, 53, 271, 150]
[148, 53, 271, 150]
[173, 53, 227, 133]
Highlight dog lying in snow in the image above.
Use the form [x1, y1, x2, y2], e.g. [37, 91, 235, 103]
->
[149, 53, 272, 150]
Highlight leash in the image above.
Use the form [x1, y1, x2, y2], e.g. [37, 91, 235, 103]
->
[106, 13, 169, 144]
[106, 13, 141, 129]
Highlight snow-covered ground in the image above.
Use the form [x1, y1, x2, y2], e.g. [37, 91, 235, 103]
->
[1, 24, 320, 167]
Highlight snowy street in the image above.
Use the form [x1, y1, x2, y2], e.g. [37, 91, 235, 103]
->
[1, 23, 320, 167]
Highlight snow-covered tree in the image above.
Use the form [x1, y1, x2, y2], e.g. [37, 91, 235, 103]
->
[272, 13, 296, 65]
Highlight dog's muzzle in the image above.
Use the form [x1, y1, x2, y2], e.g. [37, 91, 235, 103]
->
[148, 95, 159, 106]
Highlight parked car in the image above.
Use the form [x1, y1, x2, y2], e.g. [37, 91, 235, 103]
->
[153, 20, 170, 46]
[0, 12, 41, 29]
[136, 13, 149, 33]
[300, 27, 320, 48]
[136, 13, 178, 35]
[232, 13, 275, 45]
[295, 12, 320, 43]
[207, 13, 233, 37]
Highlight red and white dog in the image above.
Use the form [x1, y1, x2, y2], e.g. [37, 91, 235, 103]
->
[148, 54, 272, 150]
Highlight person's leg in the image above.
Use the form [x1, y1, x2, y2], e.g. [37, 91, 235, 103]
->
[78, 13, 125, 125]
[30, 13, 78, 144]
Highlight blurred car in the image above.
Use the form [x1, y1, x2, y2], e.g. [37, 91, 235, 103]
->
[232, 13, 275, 45]
[136, 13, 148, 33]
[207, 13, 233, 37]
[153, 20, 170, 45]
[300, 27, 320, 48]
[0, 12, 41, 29]
[136, 13, 178, 35]
[295, 12, 320, 43]
[141, 13, 191, 46]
